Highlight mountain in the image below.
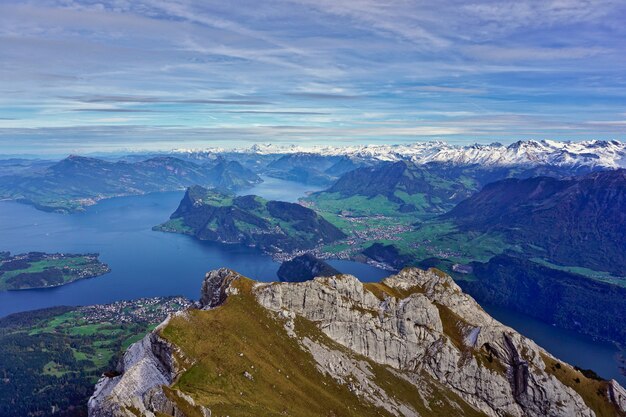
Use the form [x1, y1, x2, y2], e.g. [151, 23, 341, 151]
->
[89, 268, 626, 417]
[0, 155, 261, 212]
[175, 140, 626, 169]
[362, 242, 414, 269]
[277, 253, 340, 282]
[204, 158, 262, 190]
[156, 186, 346, 253]
[266, 166, 336, 186]
[308, 160, 476, 216]
[266, 152, 343, 172]
[445, 169, 626, 274]
[264, 153, 344, 185]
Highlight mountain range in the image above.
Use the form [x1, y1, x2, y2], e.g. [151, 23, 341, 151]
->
[173, 139, 626, 169]
[0, 155, 261, 212]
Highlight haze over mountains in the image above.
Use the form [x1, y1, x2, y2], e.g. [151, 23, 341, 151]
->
[0, 155, 261, 212]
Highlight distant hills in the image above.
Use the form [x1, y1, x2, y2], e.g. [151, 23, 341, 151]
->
[0, 155, 261, 212]
[156, 185, 346, 253]
[265, 153, 367, 186]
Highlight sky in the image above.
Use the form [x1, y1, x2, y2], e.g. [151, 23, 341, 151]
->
[1, 0, 625, 155]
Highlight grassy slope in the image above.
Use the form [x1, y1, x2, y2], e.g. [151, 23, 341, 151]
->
[541, 354, 623, 417]
[308, 191, 623, 288]
[160, 277, 487, 417]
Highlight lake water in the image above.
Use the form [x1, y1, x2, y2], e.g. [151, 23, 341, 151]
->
[0, 176, 623, 385]
[0, 176, 386, 317]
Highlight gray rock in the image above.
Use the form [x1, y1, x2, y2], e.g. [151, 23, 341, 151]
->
[90, 267, 626, 417]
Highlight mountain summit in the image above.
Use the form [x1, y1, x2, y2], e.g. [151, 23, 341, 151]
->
[89, 268, 626, 417]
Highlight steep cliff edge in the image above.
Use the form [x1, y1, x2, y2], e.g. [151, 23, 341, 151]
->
[89, 268, 626, 417]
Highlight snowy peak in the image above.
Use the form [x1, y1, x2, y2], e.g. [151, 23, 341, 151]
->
[173, 140, 626, 169]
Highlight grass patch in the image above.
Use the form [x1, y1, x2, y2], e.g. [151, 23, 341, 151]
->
[541, 353, 622, 417]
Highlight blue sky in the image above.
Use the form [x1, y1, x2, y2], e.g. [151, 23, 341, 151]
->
[1, 0, 625, 154]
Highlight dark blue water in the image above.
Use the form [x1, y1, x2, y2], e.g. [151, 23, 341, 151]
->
[0, 177, 623, 385]
[0, 178, 385, 317]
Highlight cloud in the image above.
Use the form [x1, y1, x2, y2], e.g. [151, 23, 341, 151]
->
[285, 92, 362, 100]
[64, 95, 271, 105]
[466, 45, 609, 61]
[222, 110, 330, 115]
[0, 0, 625, 153]
[409, 86, 486, 95]
[71, 108, 161, 113]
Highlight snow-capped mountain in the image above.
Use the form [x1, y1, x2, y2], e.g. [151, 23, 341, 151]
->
[173, 140, 626, 169]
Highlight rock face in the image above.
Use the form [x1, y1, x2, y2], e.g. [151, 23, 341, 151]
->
[89, 268, 626, 417]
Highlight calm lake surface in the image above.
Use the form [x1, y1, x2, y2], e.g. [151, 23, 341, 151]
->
[0, 175, 623, 384]
[0, 176, 386, 318]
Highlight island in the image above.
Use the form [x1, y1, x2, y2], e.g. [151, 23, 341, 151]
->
[0, 251, 111, 290]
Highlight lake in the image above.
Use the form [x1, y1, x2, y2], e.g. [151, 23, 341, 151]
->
[0, 175, 623, 385]
[0, 176, 387, 317]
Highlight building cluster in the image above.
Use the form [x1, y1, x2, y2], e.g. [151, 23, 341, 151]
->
[77, 296, 193, 324]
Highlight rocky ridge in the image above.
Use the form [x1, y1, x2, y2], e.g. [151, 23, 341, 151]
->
[89, 268, 626, 417]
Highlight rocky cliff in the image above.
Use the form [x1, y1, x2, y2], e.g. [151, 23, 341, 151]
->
[89, 268, 626, 417]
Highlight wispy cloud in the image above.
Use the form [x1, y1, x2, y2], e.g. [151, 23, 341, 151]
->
[64, 95, 271, 105]
[0, 0, 625, 153]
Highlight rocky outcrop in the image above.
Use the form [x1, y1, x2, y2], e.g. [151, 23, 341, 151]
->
[255, 268, 603, 417]
[89, 267, 626, 417]
[88, 332, 175, 417]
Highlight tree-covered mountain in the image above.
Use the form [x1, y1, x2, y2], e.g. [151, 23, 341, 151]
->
[0, 155, 261, 213]
[456, 254, 626, 345]
[156, 185, 346, 253]
[307, 160, 476, 216]
[277, 254, 340, 282]
[204, 157, 262, 190]
[445, 169, 626, 274]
